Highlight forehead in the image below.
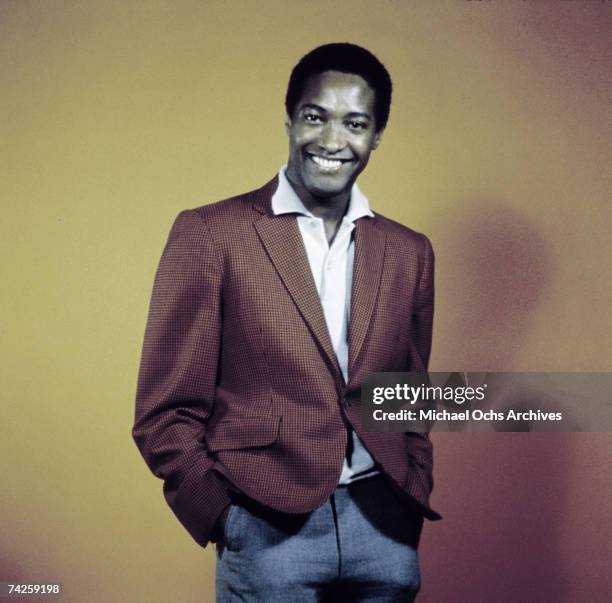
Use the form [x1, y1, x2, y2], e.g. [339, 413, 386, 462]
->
[297, 70, 376, 115]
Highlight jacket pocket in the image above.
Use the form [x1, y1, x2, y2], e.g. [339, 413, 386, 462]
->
[206, 414, 281, 452]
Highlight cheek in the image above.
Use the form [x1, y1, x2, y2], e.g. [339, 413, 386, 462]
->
[355, 146, 373, 163]
[291, 125, 319, 148]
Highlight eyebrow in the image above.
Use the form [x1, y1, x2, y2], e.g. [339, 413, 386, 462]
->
[300, 103, 372, 120]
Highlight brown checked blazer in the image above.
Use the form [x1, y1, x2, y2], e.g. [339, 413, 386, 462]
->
[133, 175, 440, 548]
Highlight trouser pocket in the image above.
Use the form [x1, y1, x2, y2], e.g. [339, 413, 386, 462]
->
[222, 504, 242, 552]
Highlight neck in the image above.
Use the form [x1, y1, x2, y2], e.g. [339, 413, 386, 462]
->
[285, 172, 351, 223]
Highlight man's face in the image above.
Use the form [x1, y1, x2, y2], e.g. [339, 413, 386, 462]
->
[285, 70, 383, 200]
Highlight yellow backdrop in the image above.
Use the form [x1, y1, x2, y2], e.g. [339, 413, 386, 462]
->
[2, 1, 611, 602]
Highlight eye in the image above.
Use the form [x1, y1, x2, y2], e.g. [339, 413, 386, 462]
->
[303, 113, 323, 123]
[347, 120, 368, 130]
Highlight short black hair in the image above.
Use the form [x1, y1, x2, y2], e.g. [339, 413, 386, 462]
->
[285, 43, 393, 132]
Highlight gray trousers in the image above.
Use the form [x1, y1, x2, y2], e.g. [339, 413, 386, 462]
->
[215, 474, 423, 602]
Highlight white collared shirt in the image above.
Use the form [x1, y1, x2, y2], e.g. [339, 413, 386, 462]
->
[271, 166, 379, 484]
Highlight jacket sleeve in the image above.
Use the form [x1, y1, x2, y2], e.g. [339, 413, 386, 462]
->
[412, 233, 434, 370]
[132, 209, 231, 548]
[406, 233, 436, 495]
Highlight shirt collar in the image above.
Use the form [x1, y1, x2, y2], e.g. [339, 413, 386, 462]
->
[271, 165, 374, 224]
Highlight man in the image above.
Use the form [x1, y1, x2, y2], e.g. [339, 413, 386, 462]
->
[133, 43, 439, 602]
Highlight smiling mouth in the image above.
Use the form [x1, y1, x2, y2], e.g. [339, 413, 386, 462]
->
[309, 154, 351, 172]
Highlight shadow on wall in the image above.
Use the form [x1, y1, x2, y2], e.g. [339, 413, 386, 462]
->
[421, 433, 572, 603]
[0, 557, 35, 601]
[422, 201, 573, 601]
[432, 200, 553, 371]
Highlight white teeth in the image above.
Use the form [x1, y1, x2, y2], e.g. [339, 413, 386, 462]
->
[311, 155, 343, 168]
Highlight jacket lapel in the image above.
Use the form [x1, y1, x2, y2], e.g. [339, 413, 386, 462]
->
[348, 218, 386, 377]
[254, 212, 342, 378]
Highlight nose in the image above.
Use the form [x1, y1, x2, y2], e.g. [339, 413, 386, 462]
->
[318, 122, 344, 153]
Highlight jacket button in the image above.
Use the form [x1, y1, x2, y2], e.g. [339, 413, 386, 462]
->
[341, 397, 350, 409]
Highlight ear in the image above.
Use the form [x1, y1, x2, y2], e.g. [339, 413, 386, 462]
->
[372, 129, 384, 150]
[284, 113, 292, 135]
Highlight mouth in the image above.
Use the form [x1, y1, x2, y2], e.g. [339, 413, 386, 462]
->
[308, 154, 352, 173]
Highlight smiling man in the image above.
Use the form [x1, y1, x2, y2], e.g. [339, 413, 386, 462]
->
[133, 43, 439, 602]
